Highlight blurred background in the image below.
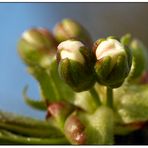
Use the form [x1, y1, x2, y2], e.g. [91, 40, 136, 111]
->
[0, 3, 148, 119]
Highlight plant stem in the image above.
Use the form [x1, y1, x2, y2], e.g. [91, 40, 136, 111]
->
[106, 87, 113, 109]
[89, 87, 101, 106]
[28, 66, 60, 102]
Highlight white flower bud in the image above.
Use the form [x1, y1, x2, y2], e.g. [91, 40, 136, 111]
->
[57, 39, 95, 92]
[93, 37, 132, 88]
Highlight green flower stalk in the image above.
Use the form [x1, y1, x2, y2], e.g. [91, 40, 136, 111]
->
[54, 18, 93, 48]
[18, 28, 58, 68]
[93, 37, 132, 88]
[57, 39, 95, 92]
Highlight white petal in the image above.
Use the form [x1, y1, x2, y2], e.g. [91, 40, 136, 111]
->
[96, 38, 125, 60]
[58, 40, 85, 64]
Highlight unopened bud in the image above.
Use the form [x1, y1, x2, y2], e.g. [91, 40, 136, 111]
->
[93, 37, 132, 88]
[57, 39, 95, 92]
[64, 113, 86, 145]
[54, 18, 93, 48]
[18, 28, 58, 67]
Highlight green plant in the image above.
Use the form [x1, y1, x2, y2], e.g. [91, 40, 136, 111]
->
[0, 18, 148, 145]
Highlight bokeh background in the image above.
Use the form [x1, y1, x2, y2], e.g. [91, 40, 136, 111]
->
[0, 3, 148, 119]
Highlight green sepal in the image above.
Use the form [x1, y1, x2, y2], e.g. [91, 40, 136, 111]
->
[124, 45, 132, 69]
[107, 54, 129, 88]
[95, 53, 130, 88]
[59, 58, 95, 92]
[95, 56, 112, 85]
[79, 46, 95, 66]
[120, 33, 132, 46]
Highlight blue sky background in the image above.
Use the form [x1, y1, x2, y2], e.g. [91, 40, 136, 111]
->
[0, 3, 148, 119]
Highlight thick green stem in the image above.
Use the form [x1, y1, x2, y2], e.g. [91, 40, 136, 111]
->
[106, 87, 113, 109]
[89, 87, 101, 106]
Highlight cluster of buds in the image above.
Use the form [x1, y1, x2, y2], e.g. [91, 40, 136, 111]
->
[56, 37, 132, 91]
[17, 18, 148, 145]
[18, 19, 134, 91]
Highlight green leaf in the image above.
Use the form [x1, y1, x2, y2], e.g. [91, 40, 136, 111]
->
[0, 122, 62, 138]
[114, 84, 148, 123]
[0, 110, 63, 138]
[0, 129, 68, 144]
[0, 110, 56, 128]
[23, 85, 47, 111]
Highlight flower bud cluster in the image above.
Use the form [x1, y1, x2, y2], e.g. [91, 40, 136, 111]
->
[57, 36, 132, 90]
[18, 19, 134, 91]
